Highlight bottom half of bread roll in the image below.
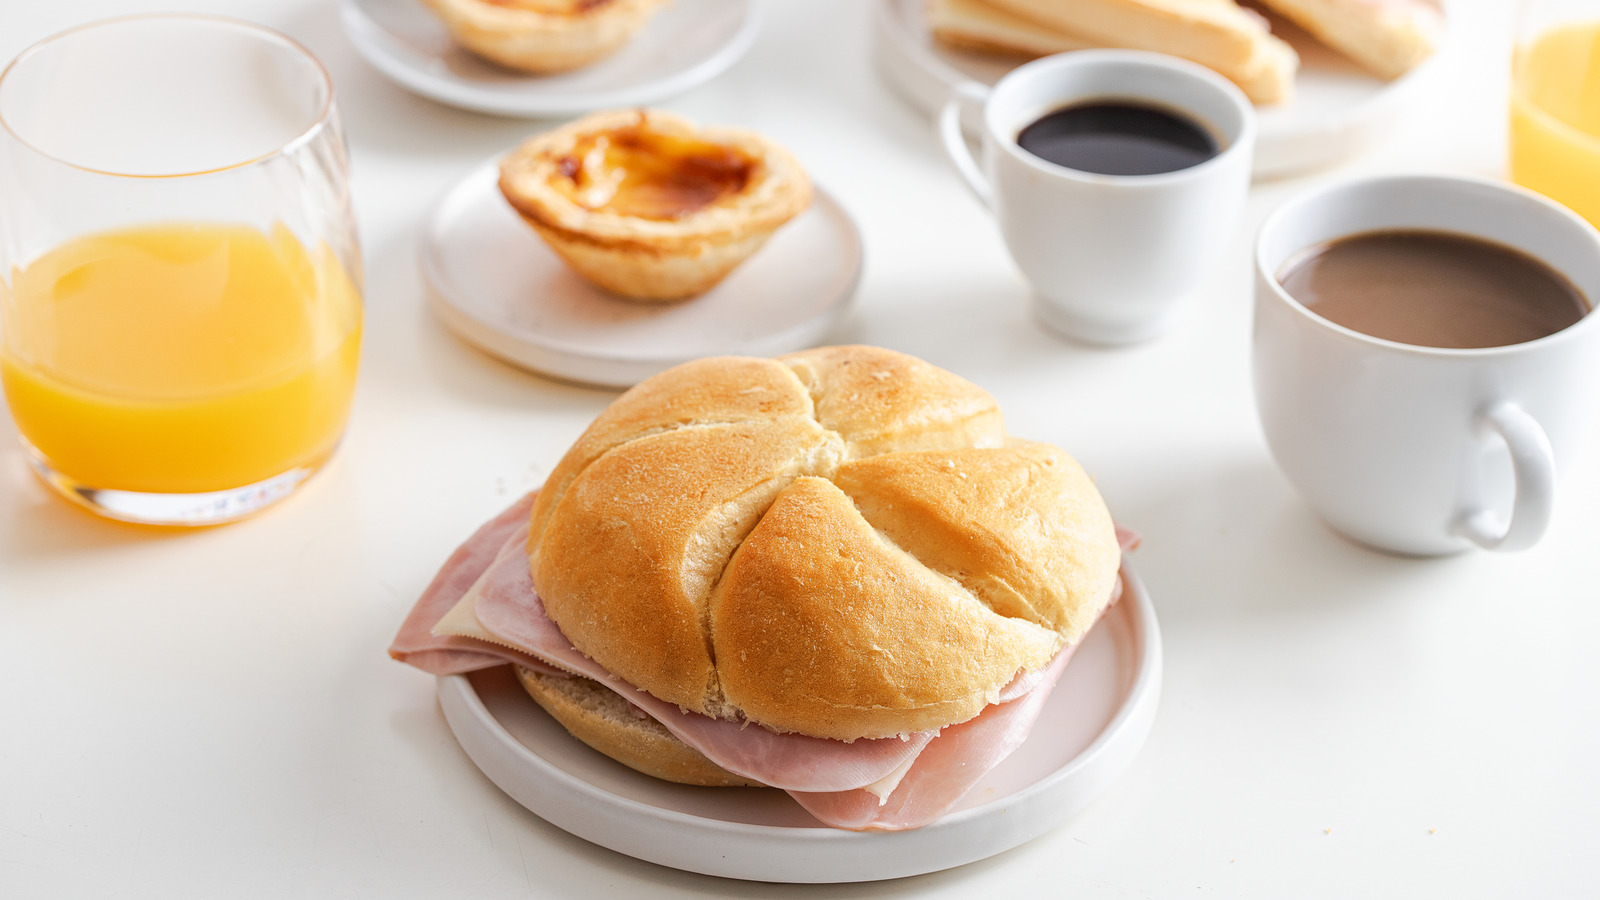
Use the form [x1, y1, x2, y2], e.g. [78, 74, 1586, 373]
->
[514, 667, 765, 788]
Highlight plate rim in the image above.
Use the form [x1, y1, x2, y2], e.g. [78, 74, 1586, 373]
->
[434, 563, 1163, 881]
[339, 0, 762, 117]
[419, 154, 864, 388]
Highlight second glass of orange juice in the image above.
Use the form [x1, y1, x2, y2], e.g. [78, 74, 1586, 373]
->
[1511, 0, 1600, 229]
[0, 15, 362, 525]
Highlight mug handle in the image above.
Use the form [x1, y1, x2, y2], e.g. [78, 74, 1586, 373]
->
[1453, 401, 1556, 552]
[938, 81, 993, 210]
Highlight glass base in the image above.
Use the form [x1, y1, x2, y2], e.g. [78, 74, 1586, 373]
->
[25, 444, 318, 526]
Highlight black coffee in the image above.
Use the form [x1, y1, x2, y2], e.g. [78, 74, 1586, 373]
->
[1276, 230, 1590, 349]
[1016, 101, 1220, 176]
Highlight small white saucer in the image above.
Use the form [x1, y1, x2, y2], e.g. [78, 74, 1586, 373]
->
[873, 0, 1452, 178]
[340, 0, 759, 117]
[436, 565, 1162, 883]
[421, 157, 862, 389]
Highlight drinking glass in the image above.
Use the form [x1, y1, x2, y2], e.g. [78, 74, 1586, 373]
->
[1510, 0, 1600, 228]
[0, 15, 362, 525]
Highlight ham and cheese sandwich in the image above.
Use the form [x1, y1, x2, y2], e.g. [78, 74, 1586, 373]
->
[391, 345, 1130, 831]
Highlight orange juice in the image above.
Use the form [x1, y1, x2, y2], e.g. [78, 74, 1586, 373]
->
[1511, 21, 1600, 227]
[0, 223, 361, 495]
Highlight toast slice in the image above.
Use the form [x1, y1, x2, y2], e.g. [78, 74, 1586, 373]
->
[929, 0, 1298, 104]
[1253, 0, 1441, 79]
[929, 0, 1096, 58]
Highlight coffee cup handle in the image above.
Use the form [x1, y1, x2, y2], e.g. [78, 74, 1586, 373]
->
[1453, 401, 1556, 552]
[939, 81, 993, 210]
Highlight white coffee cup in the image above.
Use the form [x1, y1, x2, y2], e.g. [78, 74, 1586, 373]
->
[940, 50, 1256, 345]
[1254, 174, 1600, 556]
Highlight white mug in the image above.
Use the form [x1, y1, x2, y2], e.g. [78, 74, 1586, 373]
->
[940, 50, 1256, 345]
[1254, 174, 1600, 556]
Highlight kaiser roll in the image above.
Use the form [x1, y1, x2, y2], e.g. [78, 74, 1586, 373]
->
[526, 345, 1120, 741]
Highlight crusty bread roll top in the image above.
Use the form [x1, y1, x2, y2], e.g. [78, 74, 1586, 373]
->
[527, 346, 1120, 741]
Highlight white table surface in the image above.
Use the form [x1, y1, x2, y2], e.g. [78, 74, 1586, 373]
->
[4, 1, 1596, 897]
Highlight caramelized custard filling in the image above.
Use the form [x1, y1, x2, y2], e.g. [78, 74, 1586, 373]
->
[553, 127, 756, 221]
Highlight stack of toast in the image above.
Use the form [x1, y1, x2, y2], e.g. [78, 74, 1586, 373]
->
[928, 0, 1444, 105]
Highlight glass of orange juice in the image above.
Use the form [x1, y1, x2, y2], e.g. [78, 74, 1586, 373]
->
[1511, 0, 1600, 229]
[0, 15, 362, 525]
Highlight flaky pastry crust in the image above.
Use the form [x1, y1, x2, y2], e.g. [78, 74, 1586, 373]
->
[421, 0, 668, 74]
[499, 109, 812, 301]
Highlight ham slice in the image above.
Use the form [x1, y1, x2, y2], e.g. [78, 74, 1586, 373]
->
[390, 495, 1130, 830]
[790, 639, 1078, 830]
[388, 493, 562, 678]
[796, 568, 1126, 830]
[1116, 523, 1142, 552]
[449, 517, 937, 793]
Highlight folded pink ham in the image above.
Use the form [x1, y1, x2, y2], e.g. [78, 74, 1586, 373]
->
[391, 492, 1128, 831]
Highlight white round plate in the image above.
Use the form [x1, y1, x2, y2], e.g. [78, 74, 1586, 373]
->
[873, 0, 1453, 178]
[436, 565, 1162, 883]
[340, 0, 759, 117]
[422, 157, 862, 389]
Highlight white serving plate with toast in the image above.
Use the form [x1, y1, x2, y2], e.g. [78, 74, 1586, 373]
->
[874, 0, 1453, 178]
[437, 564, 1162, 883]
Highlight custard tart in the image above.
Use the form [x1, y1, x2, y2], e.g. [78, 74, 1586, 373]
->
[499, 109, 812, 302]
[422, 0, 668, 74]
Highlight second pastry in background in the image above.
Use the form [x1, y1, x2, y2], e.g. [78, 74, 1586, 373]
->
[499, 109, 812, 302]
[422, 0, 669, 74]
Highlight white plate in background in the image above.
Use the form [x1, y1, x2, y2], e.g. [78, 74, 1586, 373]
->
[873, 0, 1453, 178]
[436, 565, 1162, 883]
[340, 0, 759, 117]
[421, 156, 861, 389]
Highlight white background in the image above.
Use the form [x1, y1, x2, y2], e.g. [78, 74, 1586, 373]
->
[4, 1, 1597, 897]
